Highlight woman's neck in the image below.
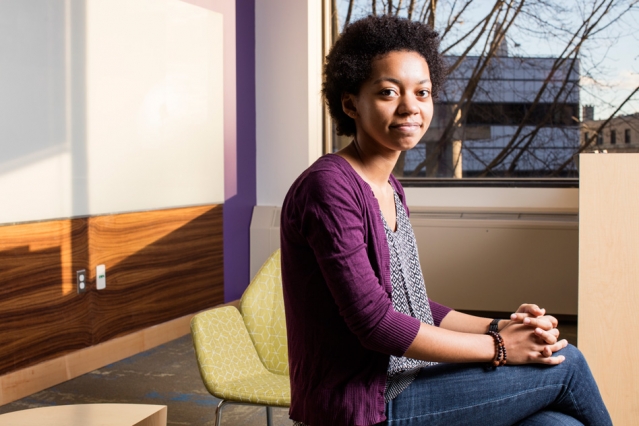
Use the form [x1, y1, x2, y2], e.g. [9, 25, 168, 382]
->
[344, 138, 399, 190]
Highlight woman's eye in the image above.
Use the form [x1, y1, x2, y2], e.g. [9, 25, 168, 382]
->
[418, 89, 431, 98]
[380, 89, 397, 96]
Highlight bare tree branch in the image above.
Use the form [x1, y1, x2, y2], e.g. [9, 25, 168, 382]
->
[550, 85, 639, 176]
[441, 1, 504, 60]
[478, 0, 617, 176]
[439, 0, 475, 41]
[407, 0, 417, 19]
[344, 0, 355, 27]
[428, 0, 438, 27]
[331, 0, 340, 41]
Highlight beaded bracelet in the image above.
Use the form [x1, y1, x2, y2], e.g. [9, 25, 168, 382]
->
[486, 330, 507, 368]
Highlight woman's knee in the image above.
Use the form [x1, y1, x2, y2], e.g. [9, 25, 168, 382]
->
[555, 344, 588, 372]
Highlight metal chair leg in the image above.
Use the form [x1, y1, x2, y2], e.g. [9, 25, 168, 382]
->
[266, 406, 273, 426]
[214, 399, 228, 426]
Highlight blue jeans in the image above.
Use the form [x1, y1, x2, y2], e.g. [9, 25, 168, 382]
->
[384, 345, 611, 426]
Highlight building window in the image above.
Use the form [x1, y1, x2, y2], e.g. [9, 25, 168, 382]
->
[625, 129, 631, 144]
[585, 132, 590, 145]
[597, 133, 603, 145]
[610, 130, 616, 145]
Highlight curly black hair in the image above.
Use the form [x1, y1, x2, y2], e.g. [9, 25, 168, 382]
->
[323, 15, 445, 136]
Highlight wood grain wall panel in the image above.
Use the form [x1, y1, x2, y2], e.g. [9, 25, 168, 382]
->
[0, 219, 92, 375]
[0, 204, 223, 378]
[88, 205, 224, 343]
[579, 154, 639, 424]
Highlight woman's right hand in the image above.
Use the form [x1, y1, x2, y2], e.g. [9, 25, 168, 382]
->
[499, 321, 568, 365]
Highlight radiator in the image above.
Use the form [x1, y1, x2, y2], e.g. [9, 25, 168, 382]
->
[250, 206, 578, 314]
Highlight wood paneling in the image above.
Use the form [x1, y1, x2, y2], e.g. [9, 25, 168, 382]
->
[88, 205, 224, 343]
[0, 205, 223, 378]
[579, 154, 639, 425]
[0, 313, 195, 406]
[0, 218, 92, 375]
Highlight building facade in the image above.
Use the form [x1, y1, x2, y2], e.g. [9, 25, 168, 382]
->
[581, 112, 639, 154]
[402, 52, 581, 178]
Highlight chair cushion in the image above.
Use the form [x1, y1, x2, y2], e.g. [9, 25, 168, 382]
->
[191, 306, 289, 406]
[241, 250, 289, 375]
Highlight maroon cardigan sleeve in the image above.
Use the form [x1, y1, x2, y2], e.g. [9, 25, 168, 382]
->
[429, 299, 453, 326]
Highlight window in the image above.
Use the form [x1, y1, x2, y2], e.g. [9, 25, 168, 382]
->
[585, 132, 590, 145]
[610, 130, 616, 145]
[625, 129, 631, 144]
[326, 1, 637, 184]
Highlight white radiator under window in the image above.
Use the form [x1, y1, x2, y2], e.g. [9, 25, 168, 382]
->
[251, 206, 577, 315]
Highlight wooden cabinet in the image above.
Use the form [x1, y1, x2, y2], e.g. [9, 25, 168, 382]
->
[578, 153, 639, 425]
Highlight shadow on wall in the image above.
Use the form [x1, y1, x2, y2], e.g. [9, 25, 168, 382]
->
[0, 205, 223, 376]
[0, 0, 89, 215]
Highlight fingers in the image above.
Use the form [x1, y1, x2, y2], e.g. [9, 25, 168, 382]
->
[522, 339, 568, 365]
[521, 316, 558, 331]
[530, 353, 566, 365]
[510, 314, 559, 332]
[515, 303, 545, 317]
[542, 315, 559, 328]
[539, 338, 568, 357]
[534, 327, 558, 345]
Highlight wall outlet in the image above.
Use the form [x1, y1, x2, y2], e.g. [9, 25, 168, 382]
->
[96, 264, 106, 290]
[77, 269, 87, 294]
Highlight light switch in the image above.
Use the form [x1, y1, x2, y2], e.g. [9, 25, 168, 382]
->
[96, 264, 106, 290]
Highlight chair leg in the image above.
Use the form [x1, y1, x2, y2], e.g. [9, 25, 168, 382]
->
[214, 399, 228, 426]
[266, 406, 273, 426]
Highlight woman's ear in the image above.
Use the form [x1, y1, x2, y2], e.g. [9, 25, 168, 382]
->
[341, 93, 358, 119]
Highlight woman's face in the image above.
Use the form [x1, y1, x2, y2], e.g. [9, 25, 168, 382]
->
[343, 50, 433, 154]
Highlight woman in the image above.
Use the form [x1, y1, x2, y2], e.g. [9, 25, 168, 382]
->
[280, 15, 610, 426]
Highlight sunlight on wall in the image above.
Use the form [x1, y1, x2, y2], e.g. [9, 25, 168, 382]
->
[0, 0, 225, 225]
[85, 0, 224, 214]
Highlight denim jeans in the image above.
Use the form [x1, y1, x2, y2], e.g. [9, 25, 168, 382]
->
[384, 345, 611, 426]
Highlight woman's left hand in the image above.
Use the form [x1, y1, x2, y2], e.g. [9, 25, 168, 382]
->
[507, 304, 560, 346]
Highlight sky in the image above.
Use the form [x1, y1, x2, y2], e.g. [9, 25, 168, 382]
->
[336, 0, 639, 120]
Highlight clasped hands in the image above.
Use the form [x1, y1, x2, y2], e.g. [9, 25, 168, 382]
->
[500, 304, 569, 365]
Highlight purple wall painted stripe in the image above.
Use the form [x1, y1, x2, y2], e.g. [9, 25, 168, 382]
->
[223, 0, 255, 302]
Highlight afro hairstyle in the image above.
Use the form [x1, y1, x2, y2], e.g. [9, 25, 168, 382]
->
[322, 15, 445, 136]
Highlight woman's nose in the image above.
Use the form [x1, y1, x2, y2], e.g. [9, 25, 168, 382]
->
[397, 95, 420, 115]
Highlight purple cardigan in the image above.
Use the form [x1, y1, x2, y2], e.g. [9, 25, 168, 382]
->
[280, 155, 452, 426]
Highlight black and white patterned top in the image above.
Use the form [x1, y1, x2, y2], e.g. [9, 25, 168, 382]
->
[292, 189, 435, 426]
[381, 189, 436, 401]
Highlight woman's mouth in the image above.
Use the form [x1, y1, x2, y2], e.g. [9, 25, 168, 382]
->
[390, 122, 422, 131]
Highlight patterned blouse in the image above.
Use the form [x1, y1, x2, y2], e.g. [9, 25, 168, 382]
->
[381, 189, 436, 400]
[292, 189, 436, 425]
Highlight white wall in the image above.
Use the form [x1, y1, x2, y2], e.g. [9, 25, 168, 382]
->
[255, 0, 323, 206]
[0, 0, 225, 224]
